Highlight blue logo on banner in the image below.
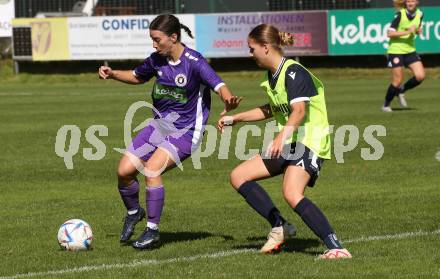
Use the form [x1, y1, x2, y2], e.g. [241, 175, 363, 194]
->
[102, 18, 150, 31]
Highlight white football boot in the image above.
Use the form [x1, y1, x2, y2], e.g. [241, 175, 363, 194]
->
[260, 222, 296, 254]
[318, 248, 352, 259]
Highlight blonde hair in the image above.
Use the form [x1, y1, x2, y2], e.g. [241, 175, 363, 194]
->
[248, 24, 295, 53]
[393, 0, 406, 9]
[279, 31, 295, 47]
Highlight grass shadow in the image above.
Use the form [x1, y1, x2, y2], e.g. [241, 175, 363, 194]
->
[232, 237, 321, 256]
[120, 231, 234, 246]
[390, 107, 417, 111]
[161, 231, 234, 244]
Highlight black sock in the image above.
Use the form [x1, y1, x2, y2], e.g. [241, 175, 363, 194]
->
[384, 84, 401, 107]
[294, 197, 342, 249]
[402, 77, 422, 93]
[237, 181, 284, 228]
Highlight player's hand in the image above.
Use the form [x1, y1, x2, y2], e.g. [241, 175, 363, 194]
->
[407, 25, 417, 34]
[221, 96, 242, 116]
[417, 27, 423, 35]
[217, 115, 235, 133]
[265, 132, 285, 159]
[98, 66, 113, 79]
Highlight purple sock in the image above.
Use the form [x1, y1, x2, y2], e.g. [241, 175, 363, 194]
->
[118, 180, 140, 211]
[146, 186, 165, 227]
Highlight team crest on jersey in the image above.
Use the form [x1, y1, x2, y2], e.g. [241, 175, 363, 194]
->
[175, 73, 188, 87]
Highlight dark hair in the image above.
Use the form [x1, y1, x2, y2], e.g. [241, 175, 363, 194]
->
[149, 14, 194, 40]
[248, 24, 294, 53]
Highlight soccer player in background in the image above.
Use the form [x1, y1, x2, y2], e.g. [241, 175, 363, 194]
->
[382, 0, 425, 112]
[98, 14, 242, 250]
[218, 24, 352, 259]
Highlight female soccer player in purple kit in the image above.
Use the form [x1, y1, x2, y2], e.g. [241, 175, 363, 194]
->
[98, 14, 241, 250]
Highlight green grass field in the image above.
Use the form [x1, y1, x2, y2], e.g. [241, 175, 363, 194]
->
[1, 62, 440, 278]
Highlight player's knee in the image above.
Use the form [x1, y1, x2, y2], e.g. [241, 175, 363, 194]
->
[392, 80, 402, 88]
[283, 190, 303, 209]
[415, 73, 425, 82]
[230, 168, 246, 189]
[143, 161, 164, 178]
[117, 165, 137, 186]
[116, 168, 129, 181]
[117, 172, 135, 187]
[392, 76, 403, 87]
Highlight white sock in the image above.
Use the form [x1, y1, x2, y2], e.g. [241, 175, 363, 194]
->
[147, 222, 158, 230]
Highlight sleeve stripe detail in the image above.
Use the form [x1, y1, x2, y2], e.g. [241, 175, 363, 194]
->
[214, 82, 226, 92]
[289, 97, 310, 105]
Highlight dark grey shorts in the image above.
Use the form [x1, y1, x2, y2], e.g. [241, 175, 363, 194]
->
[387, 52, 421, 68]
[262, 142, 324, 187]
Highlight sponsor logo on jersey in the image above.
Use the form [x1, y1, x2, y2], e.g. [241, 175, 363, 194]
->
[153, 83, 187, 103]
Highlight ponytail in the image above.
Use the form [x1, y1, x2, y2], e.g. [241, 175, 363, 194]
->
[278, 32, 295, 47]
[180, 23, 194, 39]
[150, 14, 194, 41]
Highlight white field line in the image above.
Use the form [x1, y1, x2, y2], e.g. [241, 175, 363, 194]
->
[0, 249, 254, 279]
[343, 229, 440, 244]
[1, 229, 439, 279]
[0, 93, 33, 96]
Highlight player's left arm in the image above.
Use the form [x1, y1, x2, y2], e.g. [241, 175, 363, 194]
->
[417, 13, 424, 34]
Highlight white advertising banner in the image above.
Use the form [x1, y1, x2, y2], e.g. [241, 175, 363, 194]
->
[0, 0, 14, 37]
[68, 14, 195, 60]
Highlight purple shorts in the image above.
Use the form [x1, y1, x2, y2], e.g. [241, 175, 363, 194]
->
[127, 124, 194, 162]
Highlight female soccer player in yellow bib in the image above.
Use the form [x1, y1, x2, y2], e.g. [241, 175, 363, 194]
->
[382, 0, 425, 112]
[218, 24, 351, 259]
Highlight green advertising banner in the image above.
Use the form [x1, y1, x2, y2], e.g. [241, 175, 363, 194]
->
[328, 7, 440, 55]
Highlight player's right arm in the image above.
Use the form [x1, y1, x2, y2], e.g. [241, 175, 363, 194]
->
[98, 66, 145, 85]
[217, 104, 272, 132]
[387, 12, 417, 38]
[388, 26, 417, 38]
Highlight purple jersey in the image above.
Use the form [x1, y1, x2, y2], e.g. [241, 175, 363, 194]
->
[133, 47, 224, 145]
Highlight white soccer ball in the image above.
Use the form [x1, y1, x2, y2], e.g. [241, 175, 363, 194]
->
[57, 219, 93, 251]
